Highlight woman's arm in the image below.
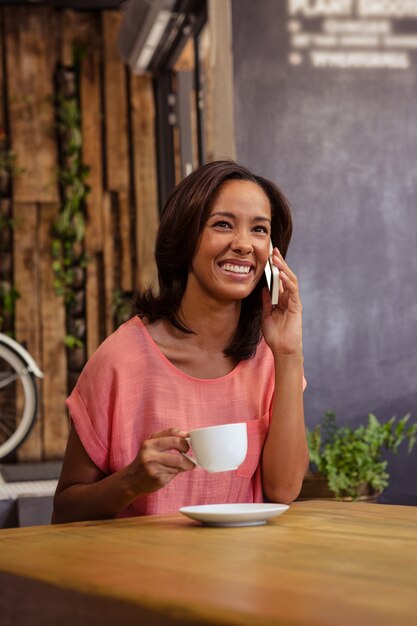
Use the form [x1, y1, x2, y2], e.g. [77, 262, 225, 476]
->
[52, 426, 195, 523]
[261, 353, 309, 503]
[260, 248, 309, 503]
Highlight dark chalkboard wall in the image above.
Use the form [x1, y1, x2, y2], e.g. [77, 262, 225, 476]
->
[232, 0, 417, 503]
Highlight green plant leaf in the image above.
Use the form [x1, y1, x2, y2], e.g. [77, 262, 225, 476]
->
[51, 62, 91, 348]
[306, 411, 417, 499]
[64, 334, 84, 349]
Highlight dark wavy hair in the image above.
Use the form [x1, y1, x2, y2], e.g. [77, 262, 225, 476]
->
[135, 160, 293, 360]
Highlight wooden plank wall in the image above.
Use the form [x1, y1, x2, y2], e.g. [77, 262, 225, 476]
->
[1, 7, 159, 461]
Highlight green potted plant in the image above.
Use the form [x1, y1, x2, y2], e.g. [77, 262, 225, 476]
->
[300, 411, 417, 501]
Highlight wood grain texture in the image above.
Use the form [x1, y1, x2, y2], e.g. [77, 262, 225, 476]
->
[39, 203, 68, 458]
[0, 11, 5, 129]
[77, 12, 104, 355]
[205, 0, 236, 161]
[0, 501, 416, 626]
[130, 75, 158, 292]
[4, 7, 59, 203]
[101, 191, 115, 337]
[12, 203, 42, 460]
[77, 12, 103, 254]
[102, 12, 133, 296]
[102, 11, 129, 193]
[117, 190, 134, 292]
[85, 256, 102, 357]
[60, 9, 76, 66]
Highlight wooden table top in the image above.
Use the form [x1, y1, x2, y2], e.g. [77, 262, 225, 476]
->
[1, 500, 416, 626]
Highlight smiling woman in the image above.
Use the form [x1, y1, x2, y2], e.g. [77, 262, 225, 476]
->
[137, 160, 293, 360]
[52, 160, 309, 524]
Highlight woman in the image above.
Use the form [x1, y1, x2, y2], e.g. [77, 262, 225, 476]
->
[52, 160, 308, 523]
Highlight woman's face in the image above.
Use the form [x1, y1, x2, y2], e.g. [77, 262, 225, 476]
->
[188, 179, 272, 303]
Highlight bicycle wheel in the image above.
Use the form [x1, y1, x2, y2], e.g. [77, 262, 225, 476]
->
[0, 341, 38, 460]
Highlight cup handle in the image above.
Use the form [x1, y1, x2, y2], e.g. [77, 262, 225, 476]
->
[182, 437, 200, 467]
[182, 452, 199, 467]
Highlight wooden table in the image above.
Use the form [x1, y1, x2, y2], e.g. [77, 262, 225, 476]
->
[0, 500, 416, 626]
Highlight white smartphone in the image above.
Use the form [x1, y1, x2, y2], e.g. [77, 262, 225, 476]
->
[264, 242, 279, 305]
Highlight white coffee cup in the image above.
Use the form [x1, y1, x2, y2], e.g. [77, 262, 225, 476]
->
[185, 422, 248, 472]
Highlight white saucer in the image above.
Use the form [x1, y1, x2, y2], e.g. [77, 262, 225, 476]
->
[179, 503, 289, 527]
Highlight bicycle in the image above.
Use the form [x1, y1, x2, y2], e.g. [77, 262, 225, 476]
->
[0, 333, 43, 460]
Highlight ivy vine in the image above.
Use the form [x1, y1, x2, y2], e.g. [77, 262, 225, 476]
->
[51, 52, 90, 351]
[0, 127, 25, 181]
[0, 128, 23, 335]
[51, 89, 90, 306]
[112, 289, 135, 328]
[0, 281, 20, 334]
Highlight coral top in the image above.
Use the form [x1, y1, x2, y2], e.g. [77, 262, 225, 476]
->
[66, 316, 296, 517]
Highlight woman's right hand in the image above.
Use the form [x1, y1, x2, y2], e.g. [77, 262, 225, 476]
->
[52, 426, 195, 524]
[129, 428, 196, 494]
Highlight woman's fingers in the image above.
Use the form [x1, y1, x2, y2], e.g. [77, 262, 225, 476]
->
[261, 286, 274, 318]
[280, 270, 297, 294]
[151, 427, 189, 440]
[272, 248, 298, 283]
[150, 450, 195, 472]
[146, 435, 190, 453]
[137, 453, 195, 491]
[140, 430, 195, 472]
[271, 249, 301, 305]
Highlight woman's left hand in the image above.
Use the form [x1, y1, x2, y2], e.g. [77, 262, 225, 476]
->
[261, 248, 303, 356]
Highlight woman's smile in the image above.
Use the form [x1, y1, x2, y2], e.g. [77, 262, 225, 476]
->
[218, 259, 254, 279]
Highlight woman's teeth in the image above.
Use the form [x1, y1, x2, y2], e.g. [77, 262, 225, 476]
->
[220, 263, 251, 274]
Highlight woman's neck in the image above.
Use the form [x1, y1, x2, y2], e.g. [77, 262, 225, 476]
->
[142, 294, 241, 378]
[178, 288, 241, 352]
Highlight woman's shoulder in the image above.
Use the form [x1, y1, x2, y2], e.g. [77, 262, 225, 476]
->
[77, 317, 148, 380]
[97, 316, 145, 350]
[238, 338, 275, 379]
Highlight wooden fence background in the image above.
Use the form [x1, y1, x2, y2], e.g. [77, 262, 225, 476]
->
[0, 7, 159, 461]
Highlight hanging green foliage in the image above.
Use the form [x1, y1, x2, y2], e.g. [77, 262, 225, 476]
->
[0, 127, 25, 181]
[51, 50, 91, 355]
[0, 283, 20, 335]
[51, 90, 90, 306]
[112, 289, 135, 328]
[0, 128, 23, 335]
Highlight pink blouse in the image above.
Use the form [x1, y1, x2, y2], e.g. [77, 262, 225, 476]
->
[66, 316, 296, 517]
